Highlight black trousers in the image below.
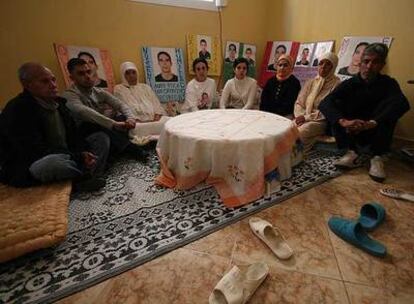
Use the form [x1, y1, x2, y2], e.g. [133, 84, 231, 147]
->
[332, 120, 397, 156]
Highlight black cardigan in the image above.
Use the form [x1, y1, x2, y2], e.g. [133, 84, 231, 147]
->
[0, 91, 85, 186]
[260, 75, 301, 116]
[319, 74, 410, 125]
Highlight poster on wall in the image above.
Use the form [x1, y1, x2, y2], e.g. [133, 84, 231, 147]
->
[293, 40, 334, 86]
[295, 43, 315, 67]
[258, 40, 300, 87]
[142, 46, 186, 103]
[310, 41, 335, 66]
[223, 41, 257, 85]
[336, 36, 393, 81]
[54, 44, 115, 92]
[186, 34, 221, 76]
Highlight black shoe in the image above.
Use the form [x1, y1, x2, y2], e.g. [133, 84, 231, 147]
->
[136, 149, 149, 163]
[142, 140, 157, 151]
[73, 177, 106, 192]
[125, 143, 149, 162]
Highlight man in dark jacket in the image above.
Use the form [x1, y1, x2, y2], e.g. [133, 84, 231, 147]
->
[0, 63, 110, 190]
[319, 43, 410, 182]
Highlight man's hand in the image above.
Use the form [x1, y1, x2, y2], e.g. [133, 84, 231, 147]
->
[125, 118, 136, 129]
[294, 115, 306, 126]
[113, 121, 128, 131]
[362, 120, 377, 131]
[339, 118, 365, 134]
[81, 152, 97, 170]
[113, 120, 135, 131]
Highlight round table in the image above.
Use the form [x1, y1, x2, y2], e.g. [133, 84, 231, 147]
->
[155, 109, 301, 207]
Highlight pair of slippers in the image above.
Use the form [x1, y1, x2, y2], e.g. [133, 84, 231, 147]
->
[328, 202, 387, 257]
[209, 218, 293, 304]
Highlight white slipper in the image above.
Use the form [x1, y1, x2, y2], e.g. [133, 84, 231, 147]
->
[130, 135, 152, 146]
[380, 188, 414, 203]
[209, 262, 269, 304]
[249, 217, 294, 260]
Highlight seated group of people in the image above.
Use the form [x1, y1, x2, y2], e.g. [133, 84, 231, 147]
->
[218, 43, 409, 182]
[0, 43, 409, 192]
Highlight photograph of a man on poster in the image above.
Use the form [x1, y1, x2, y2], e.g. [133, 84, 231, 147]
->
[267, 42, 292, 71]
[225, 42, 239, 63]
[244, 45, 256, 66]
[335, 36, 392, 79]
[198, 38, 211, 60]
[154, 51, 178, 82]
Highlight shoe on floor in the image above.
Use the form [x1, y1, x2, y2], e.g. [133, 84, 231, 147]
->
[209, 262, 269, 304]
[73, 177, 106, 192]
[380, 188, 414, 202]
[328, 217, 387, 258]
[369, 156, 386, 182]
[358, 202, 386, 231]
[249, 217, 293, 260]
[334, 150, 360, 168]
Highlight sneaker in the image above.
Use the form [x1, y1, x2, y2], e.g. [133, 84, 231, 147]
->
[369, 156, 386, 182]
[334, 150, 360, 168]
[73, 177, 106, 192]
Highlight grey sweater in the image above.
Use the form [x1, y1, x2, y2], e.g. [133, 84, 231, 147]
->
[63, 85, 134, 130]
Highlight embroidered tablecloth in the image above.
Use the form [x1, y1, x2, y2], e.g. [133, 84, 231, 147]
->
[155, 109, 300, 207]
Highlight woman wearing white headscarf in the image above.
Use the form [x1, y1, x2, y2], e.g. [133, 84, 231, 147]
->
[114, 61, 168, 141]
[114, 61, 166, 121]
[294, 52, 340, 154]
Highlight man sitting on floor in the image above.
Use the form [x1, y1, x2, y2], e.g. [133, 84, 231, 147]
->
[62, 58, 147, 160]
[319, 43, 410, 182]
[0, 63, 109, 191]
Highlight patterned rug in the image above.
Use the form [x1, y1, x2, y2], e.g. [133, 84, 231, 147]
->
[0, 149, 340, 304]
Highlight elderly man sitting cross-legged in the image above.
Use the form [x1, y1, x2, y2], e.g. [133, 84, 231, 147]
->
[319, 43, 410, 182]
[0, 63, 109, 191]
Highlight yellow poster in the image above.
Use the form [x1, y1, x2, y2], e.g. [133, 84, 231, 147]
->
[186, 34, 221, 76]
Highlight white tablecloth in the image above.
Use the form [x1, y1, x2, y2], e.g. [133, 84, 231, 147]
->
[155, 109, 301, 207]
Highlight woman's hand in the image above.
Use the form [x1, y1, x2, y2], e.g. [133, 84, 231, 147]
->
[294, 115, 306, 126]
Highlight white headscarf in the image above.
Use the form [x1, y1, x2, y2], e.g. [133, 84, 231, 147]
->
[114, 61, 166, 121]
[120, 61, 138, 86]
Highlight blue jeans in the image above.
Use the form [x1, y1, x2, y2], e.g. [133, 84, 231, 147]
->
[29, 131, 110, 183]
[29, 154, 82, 182]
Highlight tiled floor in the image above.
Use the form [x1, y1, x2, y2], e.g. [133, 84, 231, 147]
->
[58, 155, 414, 304]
